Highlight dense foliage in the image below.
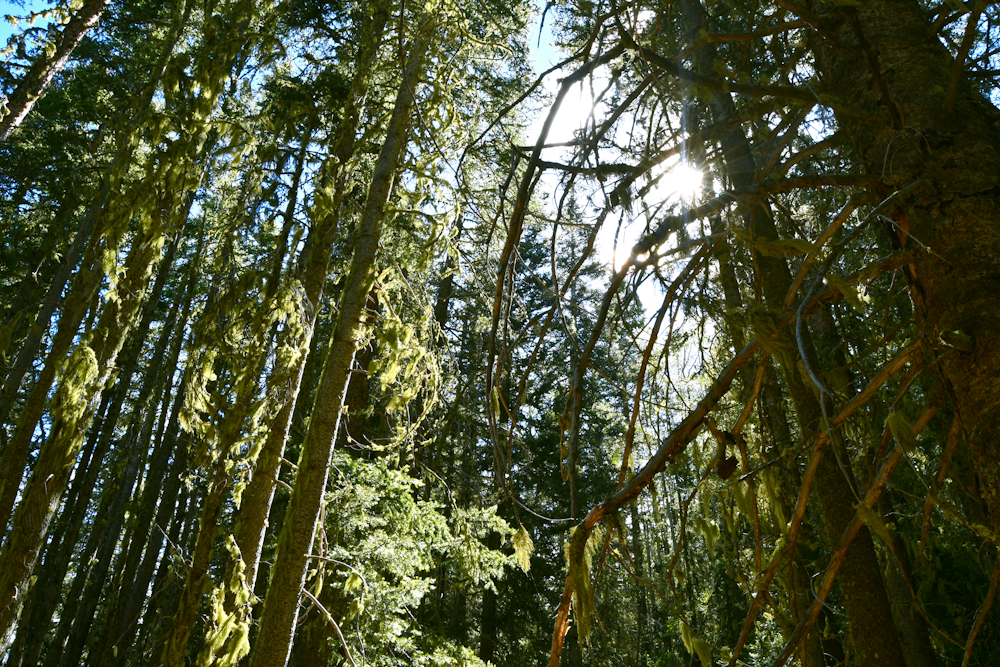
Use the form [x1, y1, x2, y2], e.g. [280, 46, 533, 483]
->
[1, 1, 999, 666]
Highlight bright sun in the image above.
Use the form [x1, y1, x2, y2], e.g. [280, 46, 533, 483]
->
[648, 162, 703, 204]
[596, 162, 705, 271]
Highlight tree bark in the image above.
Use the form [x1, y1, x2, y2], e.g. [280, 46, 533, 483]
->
[247, 18, 435, 667]
[0, 0, 192, 531]
[809, 0, 1000, 537]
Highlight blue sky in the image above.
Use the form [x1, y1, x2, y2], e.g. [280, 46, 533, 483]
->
[1, 0, 53, 48]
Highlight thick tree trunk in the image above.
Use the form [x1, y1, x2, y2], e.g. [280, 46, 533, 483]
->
[675, 2, 906, 665]
[247, 20, 434, 667]
[810, 0, 1000, 537]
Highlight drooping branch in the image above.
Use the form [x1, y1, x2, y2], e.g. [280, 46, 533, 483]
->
[547, 252, 917, 667]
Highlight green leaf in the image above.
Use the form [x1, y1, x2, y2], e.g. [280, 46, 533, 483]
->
[856, 504, 894, 546]
[827, 274, 868, 311]
[755, 238, 817, 257]
[693, 637, 713, 667]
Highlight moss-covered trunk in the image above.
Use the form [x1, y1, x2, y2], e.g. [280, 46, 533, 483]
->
[246, 17, 435, 667]
[231, 2, 389, 594]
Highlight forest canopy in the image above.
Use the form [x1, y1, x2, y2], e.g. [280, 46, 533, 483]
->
[1, 0, 999, 666]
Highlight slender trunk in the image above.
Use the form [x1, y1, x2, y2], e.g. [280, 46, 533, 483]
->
[3, 377, 115, 667]
[478, 531, 500, 664]
[880, 492, 940, 667]
[0, 193, 80, 406]
[59, 412, 153, 667]
[0, 0, 192, 530]
[116, 427, 191, 663]
[629, 502, 649, 666]
[0, 189, 194, 652]
[232, 3, 390, 591]
[0, 0, 110, 142]
[158, 462, 231, 666]
[11, 249, 182, 667]
[0, 252, 104, 534]
[247, 21, 434, 667]
[138, 473, 196, 666]
[91, 242, 201, 666]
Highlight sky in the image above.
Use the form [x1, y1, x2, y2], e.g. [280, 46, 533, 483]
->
[523, 0, 704, 331]
[1, 0, 51, 45]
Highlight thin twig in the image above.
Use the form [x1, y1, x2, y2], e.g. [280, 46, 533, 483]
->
[301, 588, 358, 667]
[946, 3, 984, 112]
[770, 400, 938, 667]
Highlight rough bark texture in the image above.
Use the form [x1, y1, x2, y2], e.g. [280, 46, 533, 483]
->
[246, 20, 433, 667]
[811, 0, 1000, 538]
[676, 2, 906, 666]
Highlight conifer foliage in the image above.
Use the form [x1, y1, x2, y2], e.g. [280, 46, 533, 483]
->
[1, 1, 999, 666]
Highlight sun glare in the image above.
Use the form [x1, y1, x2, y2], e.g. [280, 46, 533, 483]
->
[595, 162, 705, 273]
[649, 162, 703, 204]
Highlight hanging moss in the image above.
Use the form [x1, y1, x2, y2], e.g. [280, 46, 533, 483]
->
[196, 536, 253, 667]
[513, 524, 534, 573]
[564, 524, 603, 644]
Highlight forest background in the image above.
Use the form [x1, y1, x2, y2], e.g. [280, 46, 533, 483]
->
[1, 0, 999, 666]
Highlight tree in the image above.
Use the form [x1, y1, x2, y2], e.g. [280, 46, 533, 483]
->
[1, 1, 998, 666]
[478, 1, 999, 666]
[0, 0, 111, 142]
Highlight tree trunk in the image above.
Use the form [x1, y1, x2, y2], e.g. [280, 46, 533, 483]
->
[809, 0, 1000, 537]
[232, 3, 389, 594]
[0, 0, 111, 142]
[11, 246, 183, 667]
[0, 188, 194, 652]
[478, 531, 501, 664]
[158, 462, 231, 666]
[247, 18, 434, 667]
[0, 0, 192, 531]
[675, 2, 906, 665]
[58, 417, 151, 667]
[90, 241, 201, 666]
[0, 192, 81, 414]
